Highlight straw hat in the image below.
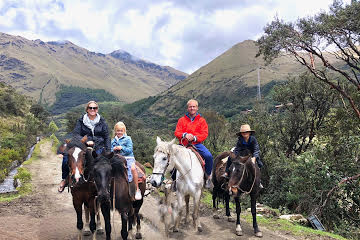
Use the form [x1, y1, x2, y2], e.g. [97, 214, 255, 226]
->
[236, 124, 255, 136]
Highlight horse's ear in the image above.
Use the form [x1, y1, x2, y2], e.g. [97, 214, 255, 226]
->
[92, 150, 98, 159]
[104, 151, 114, 159]
[169, 138, 176, 145]
[65, 139, 71, 144]
[156, 136, 162, 145]
[81, 135, 88, 144]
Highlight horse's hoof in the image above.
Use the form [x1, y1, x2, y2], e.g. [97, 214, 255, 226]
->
[197, 226, 203, 232]
[228, 216, 235, 222]
[236, 230, 243, 236]
[255, 231, 263, 238]
[135, 232, 142, 239]
[83, 229, 91, 236]
[213, 214, 220, 219]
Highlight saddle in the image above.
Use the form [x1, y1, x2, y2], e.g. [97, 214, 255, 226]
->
[186, 145, 205, 172]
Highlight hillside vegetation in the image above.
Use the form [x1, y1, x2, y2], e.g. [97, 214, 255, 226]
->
[0, 32, 187, 105]
[0, 82, 48, 182]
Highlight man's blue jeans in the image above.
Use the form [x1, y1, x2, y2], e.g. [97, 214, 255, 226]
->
[61, 147, 104, 180]
[194, 143, 213, 176]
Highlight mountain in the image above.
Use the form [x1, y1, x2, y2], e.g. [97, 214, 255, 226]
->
[0, 32, 187, 105]
[127, 40, 307, 121]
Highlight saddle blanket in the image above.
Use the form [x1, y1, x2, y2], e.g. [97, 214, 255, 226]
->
[187, 146, 205, 171]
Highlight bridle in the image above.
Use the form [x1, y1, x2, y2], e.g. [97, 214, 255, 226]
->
[230, 160, 257, 194]
[152, 151, 171, 182]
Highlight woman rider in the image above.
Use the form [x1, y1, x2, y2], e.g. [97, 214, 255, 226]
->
[58, 100, 111, 192]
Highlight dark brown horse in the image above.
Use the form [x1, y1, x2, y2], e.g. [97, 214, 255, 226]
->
[91, 152, 146, 240]
[63, 135, 98, 238]
[212, 151, 262, 237]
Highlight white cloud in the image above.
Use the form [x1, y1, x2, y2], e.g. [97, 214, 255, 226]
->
[0, 0, 353, 74]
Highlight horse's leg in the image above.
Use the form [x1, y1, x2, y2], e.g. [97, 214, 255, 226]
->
[251, 194, 263, 237]
[73, 201, 83, 239]
[192, 190, 202, 232]
[88, 200, 97, 234]
[173, 193, 184, 232]
[120, 212, 129, 240]
[134, 200, 143, 239]
[83, 205, 91, 236]
[235, 197, 243, 236]
[100, 201, 111, 240]
[226, 193, 234, 222]
[96, 206, 104, 234]
[184, 194, 190, 224]
[128, 209, 135, 240]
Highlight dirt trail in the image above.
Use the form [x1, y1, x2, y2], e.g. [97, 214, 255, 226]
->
[0, 141, 297, 240]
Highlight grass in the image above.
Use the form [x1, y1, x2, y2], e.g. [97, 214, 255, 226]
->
[144, 166, 153, 176]
[242, 214, 348, 240]
[0, 138, 48, 202]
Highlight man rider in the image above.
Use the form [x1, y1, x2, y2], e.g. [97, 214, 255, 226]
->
[174, 99, 214, 189]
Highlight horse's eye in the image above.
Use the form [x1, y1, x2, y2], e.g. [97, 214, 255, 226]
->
[162, 157, 167, 161]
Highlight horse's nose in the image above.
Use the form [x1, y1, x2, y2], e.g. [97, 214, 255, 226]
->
[150, 179, 159, 187]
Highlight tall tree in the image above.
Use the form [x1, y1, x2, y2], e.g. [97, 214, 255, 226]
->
[256, 0, 360, 119]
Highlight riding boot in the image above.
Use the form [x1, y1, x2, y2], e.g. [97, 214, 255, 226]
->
[221, 157, 232, 179]
[204, 173, 214, 189]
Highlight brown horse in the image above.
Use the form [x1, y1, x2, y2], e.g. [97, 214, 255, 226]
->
[91, 152, 146, 240]
[63, 135, 98, 238]
[212, 151, 263, 237]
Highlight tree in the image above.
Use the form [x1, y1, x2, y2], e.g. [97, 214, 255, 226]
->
[48, 120, 59, 135]
[272, 73, 337, 155]
[202, 111, 230, 155]
[256, 0, 360, 119]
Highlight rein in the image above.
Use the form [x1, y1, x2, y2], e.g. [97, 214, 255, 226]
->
[232, 161, 257, 194]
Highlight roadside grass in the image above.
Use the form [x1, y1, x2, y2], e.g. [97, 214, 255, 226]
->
[0, 138, 47, 202]
[144, 166, 152, 176]
[201, 190, 348, 240]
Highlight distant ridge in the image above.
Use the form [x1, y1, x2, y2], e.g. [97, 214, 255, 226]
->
[0, 32, 188, 105]
[128, 40, 308, 119]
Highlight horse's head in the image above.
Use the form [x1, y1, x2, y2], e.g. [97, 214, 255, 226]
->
[228, 154, 252, 196]
[150, 137, 176, 187]
[67, 135, 89, 186]
[57, 139, 70, 154]
[92, 153, 113, 203]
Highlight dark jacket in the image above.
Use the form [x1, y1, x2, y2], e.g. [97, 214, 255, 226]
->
[73, 115, 111, 152]
[234, 135, 260, 162]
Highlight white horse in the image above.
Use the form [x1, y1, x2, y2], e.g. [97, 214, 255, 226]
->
[150, 137, 204, 232]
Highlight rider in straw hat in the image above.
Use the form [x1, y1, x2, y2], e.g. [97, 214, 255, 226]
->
[222, 124, 263, 180]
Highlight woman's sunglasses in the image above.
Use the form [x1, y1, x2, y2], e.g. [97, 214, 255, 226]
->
[88, 107, 98, 110]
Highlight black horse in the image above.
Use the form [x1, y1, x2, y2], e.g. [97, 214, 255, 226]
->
[212, 151, 263, 237]
[91, 152, 145, 240]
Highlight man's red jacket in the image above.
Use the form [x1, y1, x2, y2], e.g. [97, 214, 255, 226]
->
[174, 114, 208, 145]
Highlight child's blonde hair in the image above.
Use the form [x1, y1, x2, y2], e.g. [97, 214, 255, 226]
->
[114, 121, 127, 136]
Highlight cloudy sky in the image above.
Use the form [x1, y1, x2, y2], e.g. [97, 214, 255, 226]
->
[0, 0, 351, 74]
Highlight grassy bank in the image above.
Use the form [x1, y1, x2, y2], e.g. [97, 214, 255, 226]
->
[0, 138, 46, 202]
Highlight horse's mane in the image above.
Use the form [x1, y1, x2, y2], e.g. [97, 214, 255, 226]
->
[154, 142, 171, 154]
[110, 154, 128, 178]
[66, 135, 87, 151]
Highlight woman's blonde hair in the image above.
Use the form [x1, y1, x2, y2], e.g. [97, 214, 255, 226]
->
[114, 121, 127, 136]
[85, 100, 99, 112]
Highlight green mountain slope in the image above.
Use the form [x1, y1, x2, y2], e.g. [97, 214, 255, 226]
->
[0, 32, 187, 105]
